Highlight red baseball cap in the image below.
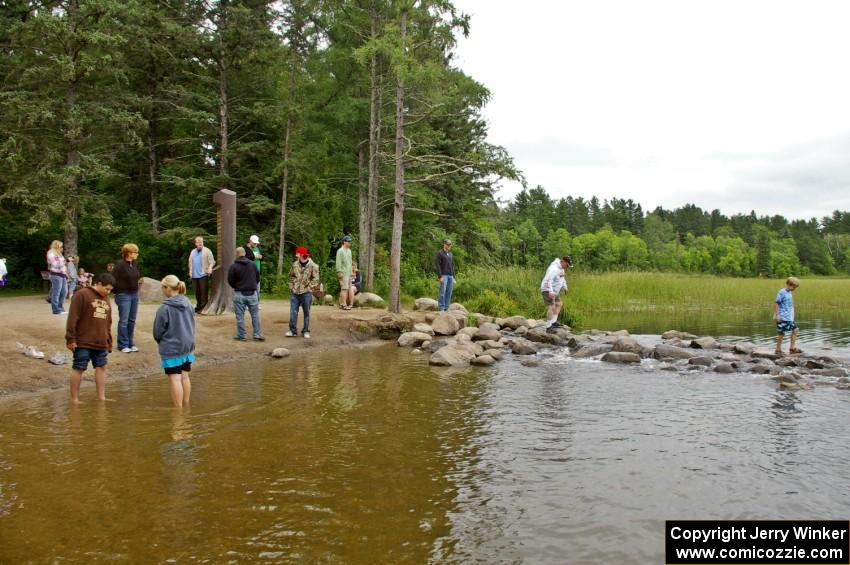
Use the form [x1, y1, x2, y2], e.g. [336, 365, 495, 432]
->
[295, 246, 310, 256]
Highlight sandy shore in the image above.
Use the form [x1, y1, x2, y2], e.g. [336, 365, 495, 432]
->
[0, 295, 399, 400]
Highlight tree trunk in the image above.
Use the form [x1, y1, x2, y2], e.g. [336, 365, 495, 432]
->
[218, 55, 228, 180]
[275, 61, 296, 291]
[365, 6, 383, 291]
[358, 142, 368, 274]
[63, 0, 80, 258]
[148, 126, 160, 234]
[388, 9, 407, 313]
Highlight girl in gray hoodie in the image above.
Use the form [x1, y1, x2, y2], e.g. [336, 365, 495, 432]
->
[153, 275, 196, 407]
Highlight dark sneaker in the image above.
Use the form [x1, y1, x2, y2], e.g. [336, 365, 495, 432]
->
[233, 336, 247, 341]
[253, 335, 266, 341]
[546, 326, 558, 334]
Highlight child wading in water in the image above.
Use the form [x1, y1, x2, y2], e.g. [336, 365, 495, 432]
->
[66, 273, 115, 403]
[153, 275, 196, 407]
[773, 276, 801, 356]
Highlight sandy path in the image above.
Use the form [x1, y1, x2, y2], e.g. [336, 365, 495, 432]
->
[0, 295, 399, 399]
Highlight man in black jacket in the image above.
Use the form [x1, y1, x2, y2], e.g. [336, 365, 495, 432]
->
[226, 247, 264, 341]
[435, 238, 455, 311]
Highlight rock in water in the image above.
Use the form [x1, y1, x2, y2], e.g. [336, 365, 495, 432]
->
[397, 332, 433, 348]
[471, 355, 495, 366]
[429, 344, 477, 367]
[413, 323, 435, 336]
[601, 352, 641, 364]
[510, 338, 538, 355]
[500, 316, 529, 330]
[612, 337, 642, 355]
[270, 348, 291, 358]
[690, 336, 718, 349]
[653, 344, 697, 360]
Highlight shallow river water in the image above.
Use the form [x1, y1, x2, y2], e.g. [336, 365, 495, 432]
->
[1, 316, 850, 563]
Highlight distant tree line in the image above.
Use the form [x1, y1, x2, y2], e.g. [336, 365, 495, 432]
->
[496, 187, 850, 277]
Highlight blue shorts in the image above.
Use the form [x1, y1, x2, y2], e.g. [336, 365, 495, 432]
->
[162, 353, 195, 375]
[776, 320, 798, 335]
[72, 348, 108, 371]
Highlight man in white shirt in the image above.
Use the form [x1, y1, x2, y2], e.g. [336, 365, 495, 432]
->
[540, 256, 572, 332]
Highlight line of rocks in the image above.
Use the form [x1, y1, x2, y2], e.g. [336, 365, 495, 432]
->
[397, 299, 850, 392]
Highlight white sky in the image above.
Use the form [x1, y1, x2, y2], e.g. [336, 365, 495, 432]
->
[452, 0, 850, 220]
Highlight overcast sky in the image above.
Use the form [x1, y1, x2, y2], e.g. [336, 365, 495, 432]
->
[452, 0, 850, 220]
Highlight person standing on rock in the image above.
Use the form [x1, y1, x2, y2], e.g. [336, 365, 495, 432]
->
[113, 243, 141, 353]
[540, 256, 572, 333]
[188, 236, 215, 314]
[435, 238, 455, 311]
[153, 275, 195, 408]
[287, 246, 320, 339]
[227, 247, 264, 341]
[335, 235, 353, 310]
[774, 276, 802, 355]
[66, 272, 115, 403]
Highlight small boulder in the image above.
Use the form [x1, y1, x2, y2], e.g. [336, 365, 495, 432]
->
[500, 316, 529, 330]
[804, 359, 825, 370]
[397, 331, 433, 348]
[750, 364, 772, 374]
[521, 358, 540, 367]
[776, 357, 799, 367]
[472, 314, 495, 326]
[471, 355, 496, 366]
[473, 323, 502, 342]
[354, 292, 385, 307]
[448, 303, 468, 314]
[448, 310, 468, 329]
[653, 344, 697, 360]
[515, 326, 529, 336]
[511, 338, 538, 355]
[422, 340, 432, 350]
[573, 342, 615, 359]
[662, 330, 698, 340]
[688, 356, 713, 367]
[138, 277, 165, 302]
[457, 327, 479, 339]
[734, 342, 756, 355]
[814, 367, 848, 378]
[483, 349, 504, 361]
[612, 337, 642, 355]
[414, 297, 439, 311]
[270, 348, 291, 358]
[477, 339, 504, 350]
[432, 312, 461, 336]
[429, 344, 477, 367]
[321, 294, 334, 305]
[413, 323, 435, 335]
[601, 352, 641, 364]
[713, 363, 735, 374]
[425, 312, 439, 323]
[752, 348, 781, 360]
[610, 329, 630, 336]
[568, 335, 593, 349]
[690, 337, 718, 350]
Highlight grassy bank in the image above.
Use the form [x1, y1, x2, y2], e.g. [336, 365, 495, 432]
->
[401, 268, 850, 328]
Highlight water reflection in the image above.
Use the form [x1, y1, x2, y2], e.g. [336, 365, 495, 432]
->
[2, 345, 850, 563]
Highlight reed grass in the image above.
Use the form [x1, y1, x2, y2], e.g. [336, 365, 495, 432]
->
[401, 267, 850, 327]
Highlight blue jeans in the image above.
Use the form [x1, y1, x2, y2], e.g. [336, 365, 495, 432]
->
[289, 292, 313, 334]
[234, 291, 262, 338]
[49, 274, 67, 314]
[438, 275, 455, 311]
[115, 292, 139, 350]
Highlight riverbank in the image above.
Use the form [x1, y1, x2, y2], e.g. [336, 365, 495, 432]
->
[0, 295, 405, 400]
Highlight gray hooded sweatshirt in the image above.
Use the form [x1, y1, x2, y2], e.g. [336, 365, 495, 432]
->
[152, 294, 196, 359]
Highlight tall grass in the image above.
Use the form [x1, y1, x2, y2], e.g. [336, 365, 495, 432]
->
[401, 267, 850, 328]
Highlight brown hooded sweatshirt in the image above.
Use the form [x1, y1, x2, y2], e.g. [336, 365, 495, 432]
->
[66, 286, 113, 351]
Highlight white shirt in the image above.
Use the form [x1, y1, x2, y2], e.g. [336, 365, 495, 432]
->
[540, 258, 567, 294]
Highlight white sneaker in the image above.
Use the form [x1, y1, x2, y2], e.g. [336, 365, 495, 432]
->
[285, 331, 296, 337]
[303, 332, 311, 339]
[121, 347, 132, 353]
[130, 346, 139, 352]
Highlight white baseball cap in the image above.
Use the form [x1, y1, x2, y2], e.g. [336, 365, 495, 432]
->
[249, 235, 260, 244]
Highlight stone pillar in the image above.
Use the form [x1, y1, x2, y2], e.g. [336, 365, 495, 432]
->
[202, 189, 236, 314]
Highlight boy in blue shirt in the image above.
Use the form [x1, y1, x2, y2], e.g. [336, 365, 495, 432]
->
[773, 276, 801, 355]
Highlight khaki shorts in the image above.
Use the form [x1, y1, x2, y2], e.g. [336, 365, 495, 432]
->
[542, 290, 561, 306]
[337, 272, 351, 290]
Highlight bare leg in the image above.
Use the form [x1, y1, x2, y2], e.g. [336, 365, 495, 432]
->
[348, 286, 356, 307]
[169, 374, 183, 407]
[94, 366, 106, 401]
[70, 369, 84, 404]
[339, 290, 347, 308]
[775, 334, 784, 354]
[181, 372, 191, 407]
[789, 329, 798, 352]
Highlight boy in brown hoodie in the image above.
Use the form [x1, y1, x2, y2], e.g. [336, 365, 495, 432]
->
[66, 273, 116, 403]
